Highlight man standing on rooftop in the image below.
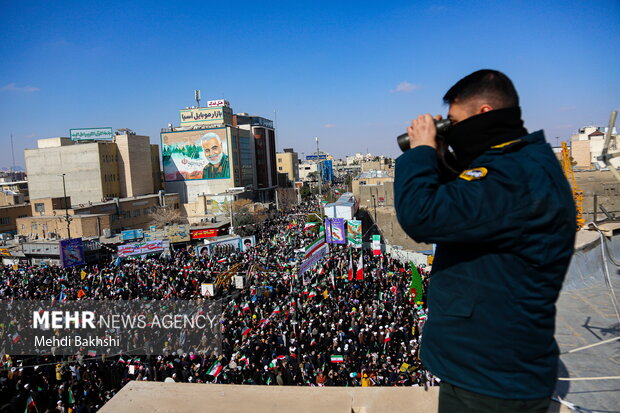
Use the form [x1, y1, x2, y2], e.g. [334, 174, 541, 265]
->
[394, 69, 576, 413]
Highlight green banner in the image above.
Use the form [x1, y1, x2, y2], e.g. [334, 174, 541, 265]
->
[346, 220, 362, 248]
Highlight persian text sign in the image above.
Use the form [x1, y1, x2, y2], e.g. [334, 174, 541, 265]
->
[207, 99, 230, 107]
[179, 107, 232, 125]
[70, 127, 114, 141]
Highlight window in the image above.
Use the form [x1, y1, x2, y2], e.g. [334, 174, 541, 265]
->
[133, 209, 141, 217]
[34, 203, 45, 213]
[278, 158, 282, 163]
[0, 217, 9, 225]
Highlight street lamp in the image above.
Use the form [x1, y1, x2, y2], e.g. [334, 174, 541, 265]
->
[58, 174, 72, 239]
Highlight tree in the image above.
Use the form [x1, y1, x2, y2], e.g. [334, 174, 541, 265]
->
[231, 199, 268, 235]
[149, 206, 186, 228]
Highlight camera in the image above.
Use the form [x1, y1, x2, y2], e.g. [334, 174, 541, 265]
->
[397, 118, 452, 152]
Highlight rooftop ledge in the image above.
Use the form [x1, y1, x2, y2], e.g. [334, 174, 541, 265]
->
[100, 382, 569, 413]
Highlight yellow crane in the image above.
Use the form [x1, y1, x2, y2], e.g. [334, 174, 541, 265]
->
[561, 141, 585, 230]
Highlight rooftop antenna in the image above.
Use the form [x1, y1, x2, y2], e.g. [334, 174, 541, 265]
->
[194, 90, 201, 108]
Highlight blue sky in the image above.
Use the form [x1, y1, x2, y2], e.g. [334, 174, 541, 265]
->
[1, 0, 619, 168]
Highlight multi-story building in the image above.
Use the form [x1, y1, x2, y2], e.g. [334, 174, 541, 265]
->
[17, 193, 180, 240]
[236, 113, 278, 202]
[570, 125, 619, 169]
[276, 148, 299, 186]
[352, 170, 394, 209]
[24, 131, 161, 206]
[0, 180, 29, 206]
[0, 204, 31, 235]
[161, 101, 277, 206]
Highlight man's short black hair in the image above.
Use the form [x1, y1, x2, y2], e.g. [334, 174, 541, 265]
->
[443, 69, 519, 109]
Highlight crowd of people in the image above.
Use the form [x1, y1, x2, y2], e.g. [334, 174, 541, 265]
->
[0, 201, 436, 412]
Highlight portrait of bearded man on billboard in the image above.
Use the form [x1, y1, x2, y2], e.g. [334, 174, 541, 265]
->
[200, 132, 230, 179]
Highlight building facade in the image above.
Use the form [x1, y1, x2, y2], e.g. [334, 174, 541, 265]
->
[276, 148, 299, 186]
[570, 125, 619, 169]
[25, 132, 161, 206]
[0, 204, 31, 234]
[17, 193, 180, 239]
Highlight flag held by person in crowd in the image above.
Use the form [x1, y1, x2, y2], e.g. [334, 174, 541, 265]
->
[330, 355, 344, 363]
[207, 360, 223, 377]
[355, 254, 364, 280]
[305, 231, 326, 258]
[347, 253, 353, 281]
[409, 263, 424, 304]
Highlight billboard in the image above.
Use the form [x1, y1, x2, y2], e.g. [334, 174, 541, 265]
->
[195, 237, 244, 257]
[143, 224, 190, 243]
[161, 128, 230, 182]
[325, 218, 346, 244]
[70, 127, 114, 141]
[306, 154, 328, 161]
[179, 107, 233, 126]
[58, 238, 85, 268]
[121, 229, 143, 241]
[320, 160, 333, 183]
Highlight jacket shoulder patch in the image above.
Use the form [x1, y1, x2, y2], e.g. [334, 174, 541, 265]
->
[459, 167, 488, 181]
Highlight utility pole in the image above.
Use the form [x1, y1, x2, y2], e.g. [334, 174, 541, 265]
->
[10, 133, 15, 175]
[59, 174, 72, 239]
[316, 136, 322, 197]
[229, 194, 234, 235]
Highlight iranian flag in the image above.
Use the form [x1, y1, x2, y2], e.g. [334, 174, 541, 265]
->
[87, 350, 97, 357]
[330, 355, 344, 363]
[271, 306, 280, 315]
[355, 254, 364, 280]
[308, 291, 317, 299]
[384, 331, 391, 343]
[304, 232, 325, 258]
[348, 254, 353, 281]
[25, 395, 36, 412]
[207, 360, 223, 377]
[304, 222, 318, 231]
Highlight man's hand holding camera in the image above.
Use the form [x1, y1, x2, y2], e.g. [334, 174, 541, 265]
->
[407, 114, 443, 150]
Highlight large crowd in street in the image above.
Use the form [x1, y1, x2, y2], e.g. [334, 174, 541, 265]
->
[0, 202, 436, 412]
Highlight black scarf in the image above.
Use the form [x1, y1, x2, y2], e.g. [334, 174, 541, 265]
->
[445, 106, 528, 170]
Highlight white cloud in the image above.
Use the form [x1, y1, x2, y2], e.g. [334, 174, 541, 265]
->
[0, 83, 40, 93]
[323, 124, 336, 128]
[391, 81, 420, 93]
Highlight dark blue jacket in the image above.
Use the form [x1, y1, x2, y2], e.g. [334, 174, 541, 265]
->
[394, 130, 576, 399]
